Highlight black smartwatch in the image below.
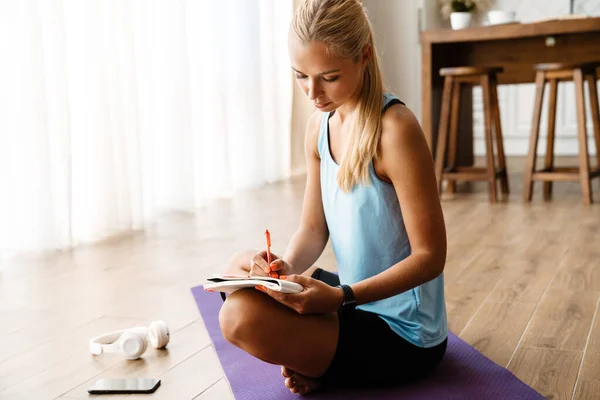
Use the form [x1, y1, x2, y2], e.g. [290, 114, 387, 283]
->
[337, 284, 357, 311]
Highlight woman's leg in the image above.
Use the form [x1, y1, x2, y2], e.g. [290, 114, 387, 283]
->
[218, 288, 338, 379]
[221, 250, 333, 393]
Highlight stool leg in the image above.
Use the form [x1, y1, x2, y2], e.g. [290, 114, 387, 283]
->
[574, 69, 592, 205]
[585, 73, 600, 188]
[447, 80, 461, 194]
[481, 74, 498, 203]
[523, 71, 546, 202]
[490, 75, 509, 196]
[435, 76, 454, 194]
[543, 79, 558, 200]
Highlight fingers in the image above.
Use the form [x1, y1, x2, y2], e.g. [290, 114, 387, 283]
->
[249, 261, 268, 277]
[251, 253, 269, 271]
[269, 258, 284, 272]
[252, 251, 286, 278]
[256, 250, 280, 263]
[255, 285, 280, 299]
[281, 274, 311, 286]
[250, 252, 274, 277]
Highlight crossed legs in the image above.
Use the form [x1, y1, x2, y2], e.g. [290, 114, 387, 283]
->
[219, 250, 339, 394]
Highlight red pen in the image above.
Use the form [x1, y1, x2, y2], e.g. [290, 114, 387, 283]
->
[265, 229, 278, 278]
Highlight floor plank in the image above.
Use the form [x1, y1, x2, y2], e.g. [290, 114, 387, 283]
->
[520, 289, 598, 351]
[487, 259, 560, 303]
[573, 379, 600, 400]
[459, 301, 537, 367]
[552, 251, 600, 292]
[192, 377, 234, 400]
[444, 279, 498, 334]
[576, 298, 600, 382]
[508, 346, 582, 400]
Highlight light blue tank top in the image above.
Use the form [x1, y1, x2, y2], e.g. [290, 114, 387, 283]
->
[318, 92, 448, 348]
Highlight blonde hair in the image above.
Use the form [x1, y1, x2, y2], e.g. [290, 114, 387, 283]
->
[292, 0, 385, 192]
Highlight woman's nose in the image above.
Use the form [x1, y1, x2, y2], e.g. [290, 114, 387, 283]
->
[307, 80, 322, 100]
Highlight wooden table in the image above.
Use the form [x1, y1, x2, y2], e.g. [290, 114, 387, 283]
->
[421, 17, 600, 164]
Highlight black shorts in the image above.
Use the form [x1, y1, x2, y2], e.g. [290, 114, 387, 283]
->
[311, 268, 447, 389]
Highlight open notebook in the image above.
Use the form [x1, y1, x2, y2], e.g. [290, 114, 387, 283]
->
[203, 275, 304, 294]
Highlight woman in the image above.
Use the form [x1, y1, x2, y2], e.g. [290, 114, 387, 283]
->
[218, 0, 448, 394]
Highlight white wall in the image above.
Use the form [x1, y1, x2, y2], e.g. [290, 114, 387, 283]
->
[362, 0, 444, 123]
[362, 1, 420, 114]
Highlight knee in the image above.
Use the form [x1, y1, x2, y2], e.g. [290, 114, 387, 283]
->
[218, 290, 261, 346]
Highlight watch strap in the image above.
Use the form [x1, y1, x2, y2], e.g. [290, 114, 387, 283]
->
[337, 284, 356, 310]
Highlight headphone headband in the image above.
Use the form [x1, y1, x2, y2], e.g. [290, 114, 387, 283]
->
[89, 321, 169, 359]
[89, 329, 126, 355]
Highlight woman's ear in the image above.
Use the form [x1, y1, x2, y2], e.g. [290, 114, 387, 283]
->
[362, 43, 372, 66]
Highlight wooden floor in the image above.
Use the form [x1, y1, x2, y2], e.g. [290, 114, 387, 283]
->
[1, 156, 600, 400]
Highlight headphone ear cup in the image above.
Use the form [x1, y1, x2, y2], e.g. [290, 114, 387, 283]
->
[148, 320, 170, 349]
[118, 331, 148, 360]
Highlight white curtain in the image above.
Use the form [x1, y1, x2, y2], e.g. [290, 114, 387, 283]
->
[0, 0, 293, 256]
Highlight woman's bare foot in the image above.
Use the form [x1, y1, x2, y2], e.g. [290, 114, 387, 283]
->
[281, 366, 323, 395]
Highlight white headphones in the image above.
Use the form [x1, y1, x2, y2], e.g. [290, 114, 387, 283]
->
[89, 320, 170, 360]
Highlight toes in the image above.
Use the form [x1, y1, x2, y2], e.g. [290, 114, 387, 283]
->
[284, 377, 305, 395]
[283, 369, 321, 396]
[296, 385, 307, 395]
[284, 377, 294, 390]
[281, 366, 294, 378]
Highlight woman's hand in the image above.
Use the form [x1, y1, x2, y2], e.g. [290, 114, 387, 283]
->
[249, 251, 294, 277]
[256, 275, 344, 315]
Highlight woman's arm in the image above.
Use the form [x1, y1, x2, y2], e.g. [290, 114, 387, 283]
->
[351, 105, 447, 306]
[283, 111, 330, 275]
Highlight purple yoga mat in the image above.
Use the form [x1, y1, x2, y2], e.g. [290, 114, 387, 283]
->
[191, 286, 543, 399]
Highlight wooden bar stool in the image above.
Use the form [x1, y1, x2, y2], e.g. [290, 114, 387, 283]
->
[523, 62, 600, 205]
[435, 66, 509, 203]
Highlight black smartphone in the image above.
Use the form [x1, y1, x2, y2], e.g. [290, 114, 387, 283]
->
[87, 378, 161, 394]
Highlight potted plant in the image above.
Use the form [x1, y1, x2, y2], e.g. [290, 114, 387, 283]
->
[440, 0, 489, 30]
